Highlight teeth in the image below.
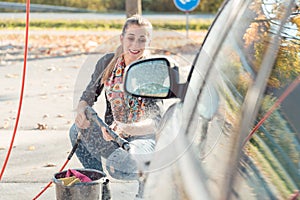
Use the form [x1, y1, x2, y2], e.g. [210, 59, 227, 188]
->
[130, 49, 140, 54]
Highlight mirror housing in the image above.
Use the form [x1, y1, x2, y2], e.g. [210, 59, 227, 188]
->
[124, 57, 187, 100]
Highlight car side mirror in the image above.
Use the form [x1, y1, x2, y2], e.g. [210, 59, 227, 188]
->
[124, 57, 187, 100]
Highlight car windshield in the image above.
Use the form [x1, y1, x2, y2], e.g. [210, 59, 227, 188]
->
[183, 0, 300, 199]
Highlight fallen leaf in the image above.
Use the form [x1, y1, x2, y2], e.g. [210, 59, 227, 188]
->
[5, 73, 19, 78]
[56, 114, 64, 118]
[40, 96, 48, 100]
[2, 121, 10, 129]
[47, 66, 56, 72]
[37, 123, 48, 130]
[43, 163, 56, 167]
[39, 93, 48, 96]
[28, 145, 35, 151]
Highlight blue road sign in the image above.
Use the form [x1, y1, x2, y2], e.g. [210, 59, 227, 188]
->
[173, 0, 200, 12]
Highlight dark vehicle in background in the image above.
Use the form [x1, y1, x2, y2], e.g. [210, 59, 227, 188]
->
[124, 0, 300, 199]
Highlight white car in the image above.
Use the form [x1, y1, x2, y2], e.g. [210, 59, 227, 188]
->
[124, 0, 300, 199]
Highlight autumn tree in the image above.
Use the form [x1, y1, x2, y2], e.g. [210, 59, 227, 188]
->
[126, 0, 141, 17]
[243, 0, 300, 89]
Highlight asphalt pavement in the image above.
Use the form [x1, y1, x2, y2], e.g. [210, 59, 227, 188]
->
[0, 130, 139, 200]
[0, 23, 203, 199]
[0, 55, 139, 200]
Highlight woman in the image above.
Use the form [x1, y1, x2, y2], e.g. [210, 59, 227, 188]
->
[69, 14, 162, 180]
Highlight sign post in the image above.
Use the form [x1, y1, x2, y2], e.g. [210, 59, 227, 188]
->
[173, 0, 201, 38]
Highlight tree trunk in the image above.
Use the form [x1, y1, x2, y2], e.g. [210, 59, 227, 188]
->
[126, 0, 142, 18]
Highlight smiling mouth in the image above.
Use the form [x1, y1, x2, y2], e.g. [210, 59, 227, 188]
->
[129, 49, 140, 55]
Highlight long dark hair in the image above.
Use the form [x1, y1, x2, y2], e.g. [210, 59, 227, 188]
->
[101, 14, 152, 84]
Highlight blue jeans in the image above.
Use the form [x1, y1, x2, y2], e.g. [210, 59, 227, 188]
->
[69, 122, 155, 180]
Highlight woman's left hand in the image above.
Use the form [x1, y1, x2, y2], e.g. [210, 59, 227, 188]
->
[101, 122, 123, 141]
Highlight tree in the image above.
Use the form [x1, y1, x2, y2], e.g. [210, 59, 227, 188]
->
[243, 0, 300, 89]
[126, 0, 141, 18]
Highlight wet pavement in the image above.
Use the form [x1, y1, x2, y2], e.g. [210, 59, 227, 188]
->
[0, 27, 203, 199]
[0, 130, 139, 200]
[0, 55, 138, 199]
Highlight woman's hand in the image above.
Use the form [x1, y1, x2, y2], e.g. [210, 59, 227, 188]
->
[101, 127, 114, 141]
[75, 101, 90, 129]
[101, 122, 122, 141]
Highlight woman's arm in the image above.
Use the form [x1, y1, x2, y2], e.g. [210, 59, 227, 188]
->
[80, 53, 114, 106]
[75, 100, 90, 129]
[75, 53, 114, 129]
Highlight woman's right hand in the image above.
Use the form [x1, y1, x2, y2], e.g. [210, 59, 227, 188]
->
[101, 122, 119, 141]
[101, 126, 114, 141]
[75, 101, 90, 129]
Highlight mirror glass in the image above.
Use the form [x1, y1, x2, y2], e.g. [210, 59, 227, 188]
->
[125, 59, 171, 98]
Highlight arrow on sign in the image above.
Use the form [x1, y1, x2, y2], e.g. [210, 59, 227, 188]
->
[179, 0, 191, 4]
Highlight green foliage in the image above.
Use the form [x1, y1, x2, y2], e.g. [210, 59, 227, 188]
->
[0, 19, 121, 30]
[103, 0, 125, 11]
[152, 19, 211, 30]
[196, 0, 224, 13]
[248, 136, 296, 197]
[1, 0, 223, 13]
[257, 95, 300, 187]
[143, 0, 177, 12]
[0, 18, 211, 31]
[3, 0, 106, 11]
[271, 45, 300, 88]
[244, 0, 300, 89]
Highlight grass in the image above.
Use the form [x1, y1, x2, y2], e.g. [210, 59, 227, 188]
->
[0, 18, 212, 31]
[246, 136, 296, 198]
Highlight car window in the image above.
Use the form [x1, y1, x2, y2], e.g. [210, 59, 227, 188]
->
[241, 1, 300, 199]
[184, 0, 300, 199]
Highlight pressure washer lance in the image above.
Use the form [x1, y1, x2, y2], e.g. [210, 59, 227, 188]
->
[34, 107, 123, 199]
[85, 106, 131, 151]
[85, 106, 150, 199]
[69, 129, 82, 160]
[84, 106, 131, 200]
[73, 126, 112, 200]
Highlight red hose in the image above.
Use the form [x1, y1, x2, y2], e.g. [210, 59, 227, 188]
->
[32, 132, 82, 199]
[32, 159, 70, 199]
[289, 190, 300, 200]
[243, 75, 300, 146]
[0, 0, 30, 180]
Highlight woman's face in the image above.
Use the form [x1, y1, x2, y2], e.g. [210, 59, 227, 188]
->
[120, 24, 151, 66]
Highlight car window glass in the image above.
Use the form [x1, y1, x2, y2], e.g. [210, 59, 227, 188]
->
[183, 1, 256, 199]
[241, 1, 300, 199]
[185, 0, 300, 199]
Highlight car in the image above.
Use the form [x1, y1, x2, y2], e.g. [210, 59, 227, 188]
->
[123, 0, 300, 199]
